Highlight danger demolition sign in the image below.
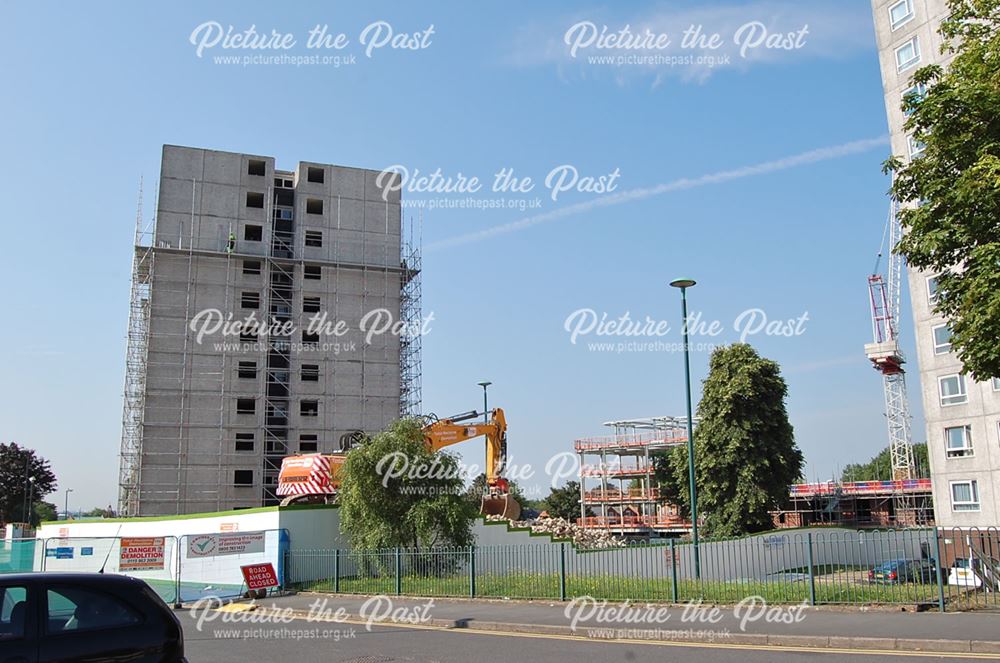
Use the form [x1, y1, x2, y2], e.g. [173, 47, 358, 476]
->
[240, 562, 279, 591]
[119, 537, 166, 571]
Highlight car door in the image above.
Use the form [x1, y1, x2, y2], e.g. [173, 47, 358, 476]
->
[0, 582, 37, 663]
[36, 584, 161, 663]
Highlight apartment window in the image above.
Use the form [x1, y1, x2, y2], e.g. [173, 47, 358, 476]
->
[945, 425, 973, 458]
[307, 167, 325, 184]
[301, 364, 320, 382]
[932, 324, 952, 355]
[248, 159, 266, 176]
[889, 0, 915, 30]
[950, 480, 980, 512]
[238, 361, 257, 379]
[902, 82, 927, 116]
[241, 291, 260, 309]
[305, 230, 323, 247]
[246, 192, 265, 209]
[234, 470, 254, 486]
[895, 37, 920, 71]
[927, 275, 939, 305]
[303, 296, 321, 313]
[245, 225, 263, 242]
[304, 264, 321, 280]
[306, 198, 323, 215]
[302, 331, 319, 347]
[242, 259, 262, 275]
[299, 434, 319, 452]
[908, 135, 927, 159]
[236, 398, 256, 415]
[235, 432, 254, 452]
[993, 377, 1000, 391]
[939, 374, 968, 406]
[301, 401, 319, 417]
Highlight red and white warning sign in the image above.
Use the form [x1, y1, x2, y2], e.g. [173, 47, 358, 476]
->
[119, 537, 166, 571]
[240, 562, 279, 591]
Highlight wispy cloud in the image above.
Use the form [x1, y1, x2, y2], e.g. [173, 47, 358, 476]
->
[428, 135, 889, 251]
[506, 1, 875, 85]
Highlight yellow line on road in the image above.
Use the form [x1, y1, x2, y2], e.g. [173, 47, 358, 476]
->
[322, 616, 1000, 660]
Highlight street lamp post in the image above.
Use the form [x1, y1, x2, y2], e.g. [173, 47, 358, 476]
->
[477, 381, 492, 423]
[670, 278, 700, 579]
[65, 489, 74, 521]
[27, 477, 36, 527]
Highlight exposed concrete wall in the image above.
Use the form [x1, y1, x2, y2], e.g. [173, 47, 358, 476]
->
[871, 0, 1000, 527]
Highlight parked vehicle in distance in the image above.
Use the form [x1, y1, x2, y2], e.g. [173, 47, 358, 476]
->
[868, 559, 937, 585]
[0, 572, 185, 662]
[947, 557, 1000, 590]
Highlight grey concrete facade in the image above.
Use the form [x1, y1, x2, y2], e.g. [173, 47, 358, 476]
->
[128, 145, 409, 515]
[871, 0, 1000, 526]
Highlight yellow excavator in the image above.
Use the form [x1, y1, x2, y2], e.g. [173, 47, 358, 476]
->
[277, 407, 520, 520]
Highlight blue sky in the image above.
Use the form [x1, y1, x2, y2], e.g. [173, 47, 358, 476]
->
[0, 1, 921, 510]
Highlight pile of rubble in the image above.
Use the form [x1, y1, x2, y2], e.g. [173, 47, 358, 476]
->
[486, 514, 626, 548]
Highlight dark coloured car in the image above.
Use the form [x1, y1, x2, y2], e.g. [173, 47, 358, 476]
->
[868, 559, 937, 585]
[0, 572, 185, 662]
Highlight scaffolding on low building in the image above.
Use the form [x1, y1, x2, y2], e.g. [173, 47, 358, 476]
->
[576, 416, 693, 536]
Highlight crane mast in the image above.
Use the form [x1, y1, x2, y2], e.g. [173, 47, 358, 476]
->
[865, 201, 919, 526]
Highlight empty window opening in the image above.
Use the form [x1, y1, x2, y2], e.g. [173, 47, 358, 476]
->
[236, 398, 256, 415]
[301, 401, 319, 417]
[303, 296, 321, 313]
[248, 159, 266, 176]
[302, 331, 319, 346]
[304, 265, 321, 280]
[299, 434, 319, 452]
[301, 364, 320, 382]
[305, 230, 323, 248]
[233, 470, 254, 486]
[242, 259, 262, 275]
[239, 329, 257, 343]
[245, 225, 263, 242]
[238, 361, 257, 379]
[241, 292, 260, 309]
[307, 167, 325, 184]
[235, 433, 255, 452]
[306, 198, 323, 215]
[246, 192, 265, 208]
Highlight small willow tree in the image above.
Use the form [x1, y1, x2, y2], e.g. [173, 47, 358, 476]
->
[656, 343, 803, 538]
[338, 418, 476, 551]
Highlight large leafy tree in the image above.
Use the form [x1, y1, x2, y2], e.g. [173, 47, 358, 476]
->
[841, 443, 930, 483]
[542, 480, 588, 521]
[0, 442, 57, 525]
[338, 418, 476, 550]
[655, 344, 803, 538]
[884, 0, 1000, 380]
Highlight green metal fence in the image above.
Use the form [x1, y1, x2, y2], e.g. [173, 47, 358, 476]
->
[288, 527, 1000, 611]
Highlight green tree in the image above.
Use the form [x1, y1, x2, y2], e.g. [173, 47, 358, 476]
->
[338, 418, 476, 550]
[884, 0, 1000, 380]
[841, 443, 930, 482]
[542, 481, 587, 521]
[655, 344, 803, 538]
[35, 502, 57, 523]
[0, 442, 57, 525]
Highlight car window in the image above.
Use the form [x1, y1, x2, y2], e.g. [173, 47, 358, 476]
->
[47, 586, 141, 634]
[0, 586, 28, 640]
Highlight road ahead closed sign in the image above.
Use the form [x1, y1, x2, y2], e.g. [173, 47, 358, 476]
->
[240, 562, 279, 590]
[119, 537, 165, 571]
[186, 531, 266, 558]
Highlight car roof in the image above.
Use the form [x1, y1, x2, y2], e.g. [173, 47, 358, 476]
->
[0, 573, 144, 585]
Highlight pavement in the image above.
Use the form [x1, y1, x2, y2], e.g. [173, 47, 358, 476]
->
[181, 614, 1000, 663]
[182, 591, 1000, 656]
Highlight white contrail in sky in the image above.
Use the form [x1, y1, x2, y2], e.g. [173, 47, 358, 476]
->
[427, 135, 890, 251]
